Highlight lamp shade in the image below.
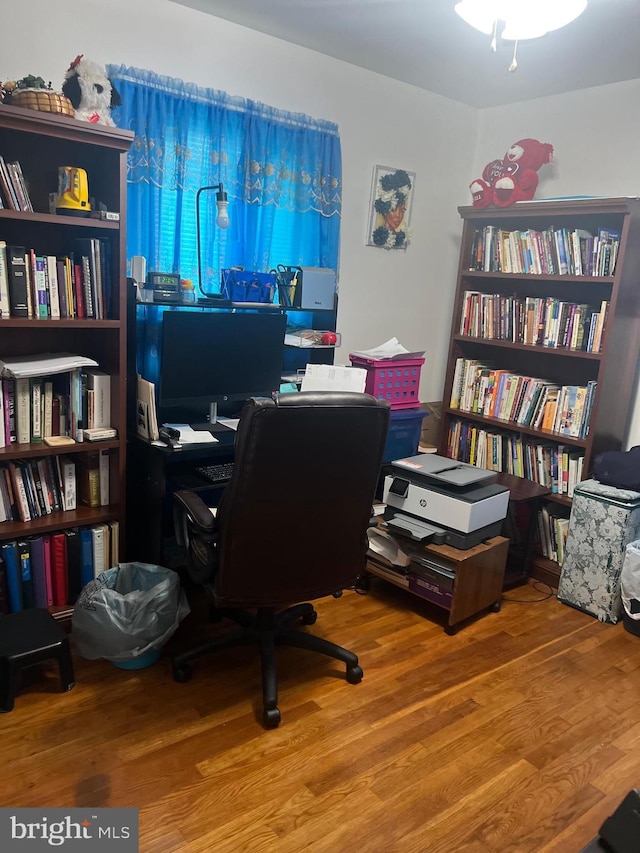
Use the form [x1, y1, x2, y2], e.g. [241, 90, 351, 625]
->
[455, 0, 587, 41]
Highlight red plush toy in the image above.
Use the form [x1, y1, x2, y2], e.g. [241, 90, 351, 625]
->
[470, 138, 554, 208]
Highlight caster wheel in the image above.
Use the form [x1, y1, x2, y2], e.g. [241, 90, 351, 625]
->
[333, 590, 343, 599]
[491, 601, 502, 613]
[346, 665, 363, 684]
[173, 664, 193, 683]
[301, 610, 317, 625]
[445, 624, 458, 636]
[263, 707, 281, 728]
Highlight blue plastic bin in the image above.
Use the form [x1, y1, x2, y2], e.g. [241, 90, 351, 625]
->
[383, 408, 429, 463]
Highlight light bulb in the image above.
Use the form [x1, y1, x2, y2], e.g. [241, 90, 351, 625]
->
[215, 199, 230, 229]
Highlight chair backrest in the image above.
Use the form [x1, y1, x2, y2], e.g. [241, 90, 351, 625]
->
[215, 391, 390, 607]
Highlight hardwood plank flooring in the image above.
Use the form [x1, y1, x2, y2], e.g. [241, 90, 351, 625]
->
[2, 578, 640, 852]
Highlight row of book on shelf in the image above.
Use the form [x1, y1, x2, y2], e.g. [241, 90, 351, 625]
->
[0, 155, 32, 212]
[0, 364, 111, 448]
[0, 238, 114, 319]
[450, 357, 596, 440]
[0, 450, 110, 524]
[446, 419, 584, 497]
[536, 503, 570, 568]
[0, 521, 119, 615]
[459, 291, 608, 353]
[469, 225, 620, 277]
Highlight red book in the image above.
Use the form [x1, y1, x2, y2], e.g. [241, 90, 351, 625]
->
[73, 262, 85, 318]
[42, 534, 54, 606]
[51, 532, 68, 606]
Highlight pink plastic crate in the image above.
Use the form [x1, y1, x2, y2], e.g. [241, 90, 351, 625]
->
[349, 355, 424, 409]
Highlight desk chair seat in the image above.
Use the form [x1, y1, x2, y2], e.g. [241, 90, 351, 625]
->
[172, 391, 390, 728]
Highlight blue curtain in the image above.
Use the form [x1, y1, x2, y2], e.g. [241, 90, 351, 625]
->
[107, 66, 342, 290]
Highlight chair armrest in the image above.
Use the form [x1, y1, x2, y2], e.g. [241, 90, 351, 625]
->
[174, 489, 218, 533]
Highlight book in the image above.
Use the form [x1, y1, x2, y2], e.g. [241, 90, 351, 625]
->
[29, 535, 48, 609]
[56, 455, 77, 511]
[99, 448, 110, 506]
[85, 370, 111, 429]
[30, 377, 43, 442]
[64, 528, 82, 603]
[17, 540, 35, 609]
[51, 532, 68, 606]
[0, 241, 10, 318]
[42, 534, 54, 606]
[1, 541, 21, 612]
[0, 553, 8, 615]
[6, 245, 28, 317]
[91, 524, 108, 578]
[15, 376, 31, 444]
[77, 452, 100, 507]
[79, 527, 94, 588]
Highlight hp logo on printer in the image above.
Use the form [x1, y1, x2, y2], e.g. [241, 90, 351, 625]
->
[419, 498, 427, 507]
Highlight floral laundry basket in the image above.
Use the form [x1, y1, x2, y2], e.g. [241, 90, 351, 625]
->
[557, 479, 640, 623]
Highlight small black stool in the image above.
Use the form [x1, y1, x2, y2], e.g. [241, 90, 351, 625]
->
[0, 608, 75, 712]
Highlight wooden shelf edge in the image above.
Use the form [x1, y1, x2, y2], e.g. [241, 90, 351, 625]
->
[453, 334, 603, 360]
[0, 318, 121, 328]
[530, 555, 561, 589]
[0, 439, 121, 460]
[444, 407, 588, 448]
[0, 208, 119, 228]
[0, 505, 120, 539]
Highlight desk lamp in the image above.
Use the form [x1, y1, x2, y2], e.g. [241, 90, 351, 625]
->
[196, 182, 230, 300]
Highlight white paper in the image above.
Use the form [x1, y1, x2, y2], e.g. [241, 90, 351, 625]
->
[163, 424, 219, 444]
[350, 337, 425, 361]
[0, 352, 99, 378]
[300, 364, 367, 393]
[217, 418, 240, 431]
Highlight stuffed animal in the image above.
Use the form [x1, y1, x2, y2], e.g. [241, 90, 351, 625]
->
[470, 138, 554, 208]
[62, 55, 121, 126]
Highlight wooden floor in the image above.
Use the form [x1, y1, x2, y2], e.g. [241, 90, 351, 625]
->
[2, 578, 640, 852]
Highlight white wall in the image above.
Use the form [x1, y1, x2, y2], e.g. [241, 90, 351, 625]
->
[0, 0, 477, 402]
[472, 81, 640, 447]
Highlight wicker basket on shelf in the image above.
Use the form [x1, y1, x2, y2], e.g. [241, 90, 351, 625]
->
[11, 88, 75, 117]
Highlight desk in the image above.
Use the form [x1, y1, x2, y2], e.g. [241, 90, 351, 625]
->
[126, 430, 235, 565]
[494, 472, 551, 587]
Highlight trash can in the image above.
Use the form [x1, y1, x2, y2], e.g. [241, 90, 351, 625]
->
[621, 540, 640, 637]
[72, 562, 190, 668]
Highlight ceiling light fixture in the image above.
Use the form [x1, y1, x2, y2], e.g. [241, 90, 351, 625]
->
[455, 0, 588, 71]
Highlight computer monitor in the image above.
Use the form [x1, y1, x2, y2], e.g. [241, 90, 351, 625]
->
[158, 309, 287, 432]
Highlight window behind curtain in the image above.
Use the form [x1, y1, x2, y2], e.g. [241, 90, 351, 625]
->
[108, 66, 342, 291]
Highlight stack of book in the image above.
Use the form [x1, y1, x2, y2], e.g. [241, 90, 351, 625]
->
[0, 156, 33, 212]
[0, 239, 114, 320]
[0, 521, 120, 614]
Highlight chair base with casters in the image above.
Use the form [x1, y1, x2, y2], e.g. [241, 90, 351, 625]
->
[171, 602, 363, 728]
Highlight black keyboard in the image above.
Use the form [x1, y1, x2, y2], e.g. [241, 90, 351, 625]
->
[195, 462, 235, 484]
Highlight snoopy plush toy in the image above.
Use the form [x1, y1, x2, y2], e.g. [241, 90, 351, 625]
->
[62, 55, 121, 126]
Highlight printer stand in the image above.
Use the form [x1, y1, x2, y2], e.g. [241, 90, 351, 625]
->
[365, 535, 509, 634]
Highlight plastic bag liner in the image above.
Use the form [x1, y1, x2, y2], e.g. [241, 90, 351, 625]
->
[621, 541, 640, 620]
[72, 562, 190, 663]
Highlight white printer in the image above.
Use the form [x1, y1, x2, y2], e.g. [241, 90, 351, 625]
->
[382, 453, 510, 549]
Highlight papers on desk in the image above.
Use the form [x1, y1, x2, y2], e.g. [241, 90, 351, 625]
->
[0, 352, 99, 378]
[163, 425, 219, 444]
[350, 337, 424, 361]
[137, 375, 159, 441]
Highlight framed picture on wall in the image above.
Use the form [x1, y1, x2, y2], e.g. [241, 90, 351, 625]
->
[366, 165, 415, 250]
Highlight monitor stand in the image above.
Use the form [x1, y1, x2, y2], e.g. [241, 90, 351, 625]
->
[190, 403, 234, 436]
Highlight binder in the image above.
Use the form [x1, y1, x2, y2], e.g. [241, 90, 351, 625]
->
[0, 540, 21, 612]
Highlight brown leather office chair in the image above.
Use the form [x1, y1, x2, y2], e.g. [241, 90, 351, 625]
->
[172, 391, 390, 727]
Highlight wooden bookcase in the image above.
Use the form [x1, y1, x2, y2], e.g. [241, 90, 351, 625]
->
[438, 198, 640, 586]
[0, 104, 132, 617]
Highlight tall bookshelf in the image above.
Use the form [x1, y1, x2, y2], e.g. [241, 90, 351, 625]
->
[0, 104, 133, 617]
[438, 198, 640, 586]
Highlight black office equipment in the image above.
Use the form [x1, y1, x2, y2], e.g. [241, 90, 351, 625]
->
[171, 391, 390, 727]
[158, 310, 287, 433]
[195, 462, 235, 484]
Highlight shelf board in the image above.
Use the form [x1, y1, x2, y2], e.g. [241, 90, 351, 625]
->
[0, 439, 120, 461]
[530, 555, 561, 589]
[460, 269, 614, 285]
[443, 407, 588, 448]
[0, 208, 119, 229]
[0, 505, 120, 539]
[0, 318, 120, 328]
[545, 493, 572, 508]
[453, 334, 602, 360]
[50, 605, 74, 622]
